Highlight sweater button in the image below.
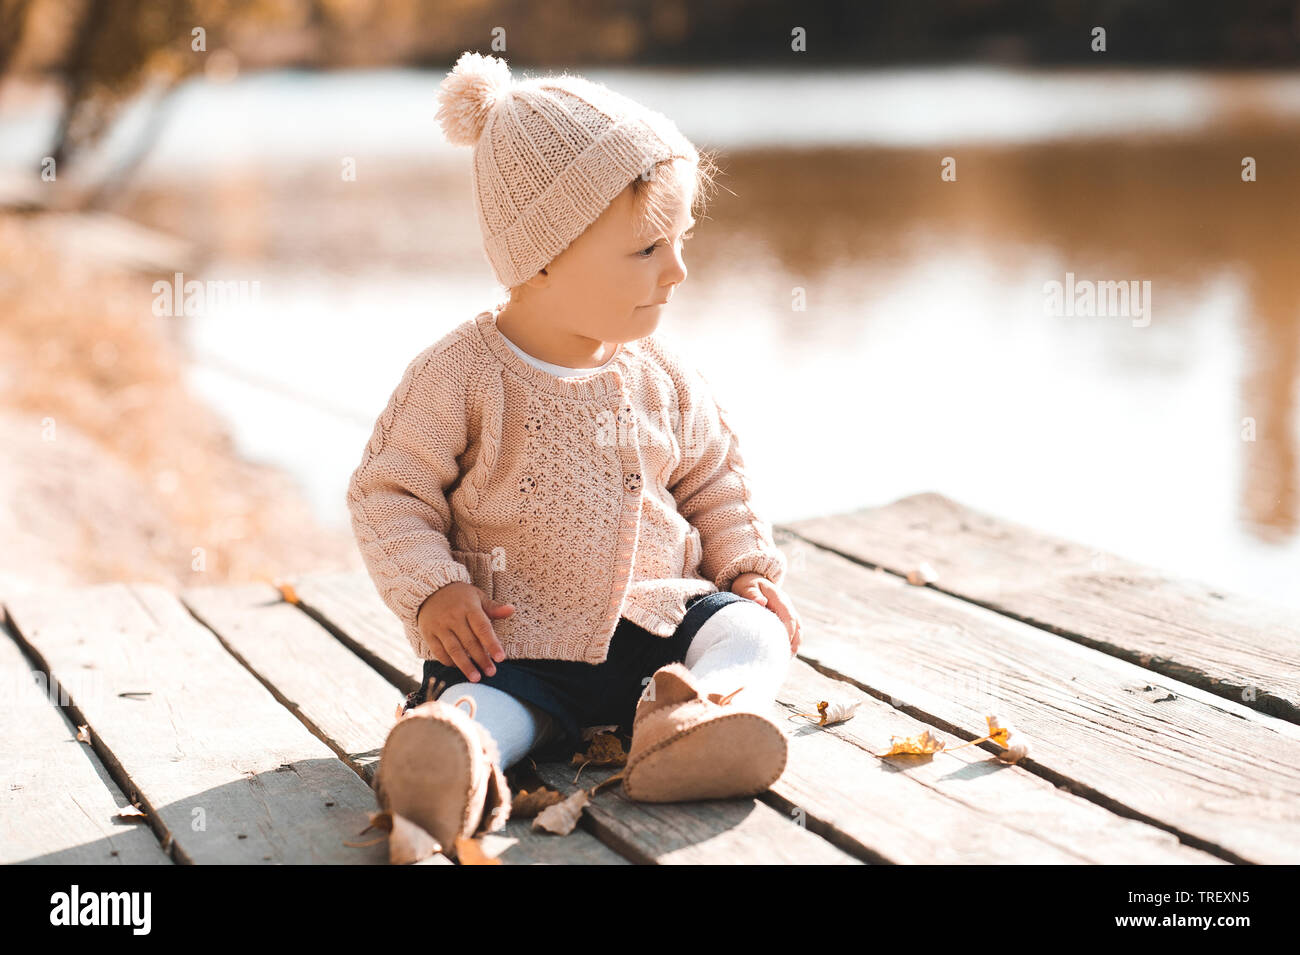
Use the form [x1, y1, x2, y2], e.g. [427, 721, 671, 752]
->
[519, 475, 536, 493]
[624, 472, 642, 492]
[524, 415, 544, 434]
[616, 406, 633, 426]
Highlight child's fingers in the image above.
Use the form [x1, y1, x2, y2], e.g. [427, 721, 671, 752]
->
[439, 626, 483, 682]
[762, 590, 797, 640]
[469, 605, 508, 663]
[451, 618, 497, 678]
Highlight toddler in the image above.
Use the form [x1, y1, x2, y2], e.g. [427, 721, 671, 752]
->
[346, 52, 803, 861]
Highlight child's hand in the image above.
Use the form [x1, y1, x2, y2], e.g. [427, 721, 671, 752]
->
[416, 582, 512, 682]
[730, 573, 802, 655]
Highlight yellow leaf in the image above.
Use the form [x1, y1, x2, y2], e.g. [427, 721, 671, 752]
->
[116, 804, 145, 822]
[876, 729, 945, 757]
[984, 714, 1030, 763]
[76, 725, 91, 743]
[984, 714, 1013, 747]
[455, 836, 501, 865]
[275, 581, 299, 604]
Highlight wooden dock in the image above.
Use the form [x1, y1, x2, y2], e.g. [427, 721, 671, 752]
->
[3, 491, 1297, 865]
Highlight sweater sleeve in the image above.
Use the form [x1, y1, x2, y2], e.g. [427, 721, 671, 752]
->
[663, 352, 788, 593]
[346, 340, 475, 658]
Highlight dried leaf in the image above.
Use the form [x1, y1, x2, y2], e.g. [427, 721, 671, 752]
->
[876, 729, 945, 757]
[388, 812, 441, 865]
[75, 725, 91, 743]
[510, 786, 566, 819]
[454, 836, 501, 865]
[533, 789, 589, 835]
[569, 731, 626, 768]
[365, 810, 393, 833]
[393, 702, 404, 721]
[116, 804, 145, 822]
[997, 732, 1031, 764]
[811, 699, 862, 726]
[984, 714, 1013, 747]
[906, 561, 939, 586]
[275, 581, 300, 604]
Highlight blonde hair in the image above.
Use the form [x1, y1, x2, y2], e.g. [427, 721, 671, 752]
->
[629, 149, 722, 245]
[508, 148, 722, 296]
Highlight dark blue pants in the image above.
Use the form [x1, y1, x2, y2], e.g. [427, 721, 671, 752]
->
[402, 590, 749, 762]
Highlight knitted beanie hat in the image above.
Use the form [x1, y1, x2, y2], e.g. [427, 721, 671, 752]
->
[435, 51, 700, 289]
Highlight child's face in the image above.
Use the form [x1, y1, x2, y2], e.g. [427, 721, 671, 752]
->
[530, 163, 694, 344]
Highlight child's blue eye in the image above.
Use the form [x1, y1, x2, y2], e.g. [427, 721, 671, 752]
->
[638, 230, 694, 257]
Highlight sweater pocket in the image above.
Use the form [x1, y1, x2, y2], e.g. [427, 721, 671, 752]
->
[451, 549, 499, 601]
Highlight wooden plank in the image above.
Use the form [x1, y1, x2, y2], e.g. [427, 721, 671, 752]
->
[181, 582, 409, 784]
[772, 658, 1224, 863]
[531, 762, 860, 865]
[181, 581, 629, 865]
[290, 571, 420, 692]
[0, 628, 172, 865]
[5, 583, 388, 864]
[785, 493, 1300, 722]
[773, 532, 1300, 864]
[291, 570, 860, 864]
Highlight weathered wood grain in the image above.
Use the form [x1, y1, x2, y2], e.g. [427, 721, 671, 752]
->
[290, 570, 420, 692]
[5, 583, 389, 864]
[531, 762, 861, 865]
[0, 628, 172, 865]
[770, 658, 1225, 864]
[181, 581, 628, 865]
[774, 532, 1300, 864]
[785, 492, 1300, 722]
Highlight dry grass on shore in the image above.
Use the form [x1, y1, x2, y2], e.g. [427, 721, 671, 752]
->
[0, 210, 360, 597]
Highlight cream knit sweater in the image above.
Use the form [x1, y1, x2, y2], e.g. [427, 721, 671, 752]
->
[346, 304, 788, 664]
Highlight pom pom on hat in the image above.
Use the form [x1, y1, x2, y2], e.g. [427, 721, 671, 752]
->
[436, 51, 513, 147]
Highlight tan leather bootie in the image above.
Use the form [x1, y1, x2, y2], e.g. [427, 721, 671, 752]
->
[374, 694, 511, 862]
[622, 662, 788, 803]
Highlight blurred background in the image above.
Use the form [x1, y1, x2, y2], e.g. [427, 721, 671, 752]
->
[1, 0, 1297, 610]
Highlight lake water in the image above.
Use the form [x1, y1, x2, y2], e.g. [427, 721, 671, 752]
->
[4, 66, 1297, 609]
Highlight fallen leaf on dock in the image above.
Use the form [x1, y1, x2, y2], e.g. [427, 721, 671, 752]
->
[511, 786, 566, 818]
[996, 732, 1031, 763]
[274, 580, 300, 604]
[455, 836, 501, 864]
[906, 561, 939, 585]
[875, 729, 946, 756]
[570, 731, 627, 782]
[794, 699, 863, 726]
[388, 812, 441, 865]
[985, 714, 1031, 763]
[939, 714, 1032, 763]
[116, 803, 146, 822]
[533, 790, 589, 835]
[75, 725, 91, 743]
